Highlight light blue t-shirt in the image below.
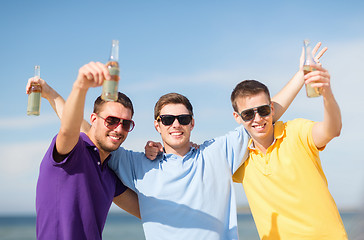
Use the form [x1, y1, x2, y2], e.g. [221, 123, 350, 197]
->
[108, 125, 249, 240]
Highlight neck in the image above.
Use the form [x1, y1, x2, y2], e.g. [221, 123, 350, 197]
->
[164, 144, 191, 157]
[87, 132, 109, 164]
[251, 134, 274, 154]
[98, 149, 110, 164]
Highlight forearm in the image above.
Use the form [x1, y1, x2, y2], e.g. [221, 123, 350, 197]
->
[56, 84, 88, 154]
[312, 89, 342, 148]
[44, 87, 65, 119]
[322, 90, 342, 139]
[271, 70, 304, 122]
[44, 83, 91, 133]
[113, 189, 141, 219]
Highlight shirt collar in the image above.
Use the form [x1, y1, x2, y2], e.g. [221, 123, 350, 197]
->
[161, 146, 196, 161]
[81, 132, 112, 166]
[247, 121, 284, 150]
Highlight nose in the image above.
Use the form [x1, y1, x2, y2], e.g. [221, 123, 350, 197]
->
[253, 110, 263, 121]
[114, 122, 125, 132]
[171, 118, 181, 127]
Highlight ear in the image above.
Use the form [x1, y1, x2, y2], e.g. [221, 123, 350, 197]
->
[190, 118, 195, 131]
[90, 113, 98, 125]
[154, 120, 161, 134]
[233, 111, 243, 124]
[270, 102, 275, 118]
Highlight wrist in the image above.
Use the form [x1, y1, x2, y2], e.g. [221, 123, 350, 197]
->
[72, 81, 89, 92]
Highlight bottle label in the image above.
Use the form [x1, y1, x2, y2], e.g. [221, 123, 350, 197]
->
[109, 67, 120, 76]
[102, 80, 118, 101]
[27, 92, 41, 115]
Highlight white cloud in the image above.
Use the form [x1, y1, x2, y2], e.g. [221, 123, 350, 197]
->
[0, 141, 48, 177]
[0, 113, 59, 130]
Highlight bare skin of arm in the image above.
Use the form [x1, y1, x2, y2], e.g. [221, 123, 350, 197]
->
[26, 77, 91, 133]
[306, 65, 342, 148]
[113, 189, 141, 219]
[56, 62, 109, 157]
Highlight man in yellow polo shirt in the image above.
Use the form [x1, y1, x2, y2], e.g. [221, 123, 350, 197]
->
[231, 65, 348, 239]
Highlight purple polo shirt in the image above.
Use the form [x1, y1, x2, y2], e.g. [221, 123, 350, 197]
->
[36, 132, 127, 240]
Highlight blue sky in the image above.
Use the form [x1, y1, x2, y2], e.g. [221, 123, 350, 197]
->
[0, 0, 363, 215]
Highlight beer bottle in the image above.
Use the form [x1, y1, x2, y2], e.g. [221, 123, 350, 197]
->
[27, 65, 42, 115]
[101, 40, 120, 101]
[303, 39, 321, 98]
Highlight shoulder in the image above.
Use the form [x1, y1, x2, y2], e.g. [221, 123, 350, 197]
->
[109, 147, 149, 165]
[284, 118, 314, 132]
[280, 119, 316, 145]
[202, 125, 248, 147]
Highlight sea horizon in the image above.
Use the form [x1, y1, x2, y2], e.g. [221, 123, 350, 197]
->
[0, 210, 362, 240]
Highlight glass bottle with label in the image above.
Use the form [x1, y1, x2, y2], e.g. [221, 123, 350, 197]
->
[102, 40, 120, 101]
[303, 39, 321, 98]
[27, 65, 42, 115]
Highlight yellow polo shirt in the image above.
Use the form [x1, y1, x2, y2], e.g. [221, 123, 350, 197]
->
[233, 119, 347, 239]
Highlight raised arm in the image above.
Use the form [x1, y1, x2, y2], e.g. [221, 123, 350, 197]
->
[55, 62, 110, 159]
[271, 42, 328, 122]
[308, 66, 342, 148]
[26, 76, 91, 133]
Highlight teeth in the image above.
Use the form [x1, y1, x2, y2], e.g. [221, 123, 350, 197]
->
[109, 136, 120, 140]
[254, 124, 264, 129]
[171, 132, 182, 136]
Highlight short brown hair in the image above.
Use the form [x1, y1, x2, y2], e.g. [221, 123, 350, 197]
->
[230, 80, 271, 112]
[154, 93, 193, 119]
[93, 92, 134, 116]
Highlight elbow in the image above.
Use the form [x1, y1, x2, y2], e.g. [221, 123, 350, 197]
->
[335, 127, 342, 138]
[336, 121, 342, 137]
[331, 122, 342, 138]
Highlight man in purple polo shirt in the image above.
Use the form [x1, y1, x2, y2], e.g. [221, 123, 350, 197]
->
[34, 62, 140, 239]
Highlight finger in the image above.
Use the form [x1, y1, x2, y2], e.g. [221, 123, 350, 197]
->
[87, 62, 104, 84]
[311, 42, 322, 56]
[82, 62, 104, 85]
[315, 47, 328, 60]
[305, 72, 330, 85]
[96, 62, 111, 80]
[156, 143, 164, 152]
[26, 77, 33, 93]
[147, 141, 158, 148]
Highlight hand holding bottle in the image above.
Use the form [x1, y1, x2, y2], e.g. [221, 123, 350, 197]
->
[27, 66, 42, 116]
[299, 41, 328, 69]
[304, 64, 332, 97]
[26, 76, 57, 101]
[302, 40, 328, 97]
[74, 61, 111, 90]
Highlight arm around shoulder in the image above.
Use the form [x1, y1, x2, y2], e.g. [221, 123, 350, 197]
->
[113, 189, 140, 219]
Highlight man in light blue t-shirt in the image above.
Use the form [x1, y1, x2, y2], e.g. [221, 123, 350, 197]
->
[108, 87, 299, 239]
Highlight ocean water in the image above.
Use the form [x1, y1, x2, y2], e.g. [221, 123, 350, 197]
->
[0, 212, 360, 240]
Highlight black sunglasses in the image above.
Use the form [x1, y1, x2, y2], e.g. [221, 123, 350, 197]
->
[238, 104, 271, 122]
[98, 115, 135, 132]
[157, 114, 193, 126]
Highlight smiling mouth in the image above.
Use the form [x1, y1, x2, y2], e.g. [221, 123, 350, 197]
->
[253, 123, 266, 130]
[108, 135, 122, 141]
[170, 132, 183, 136]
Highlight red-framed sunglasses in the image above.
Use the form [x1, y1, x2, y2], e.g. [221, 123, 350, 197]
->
[98, 115, 135, 132]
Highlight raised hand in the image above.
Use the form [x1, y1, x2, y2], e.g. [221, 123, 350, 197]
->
[304, 64, 332, 96]
[145, 141, 164, 160]
[74, 61, 112, 90]
[299, 42, 328, 68]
